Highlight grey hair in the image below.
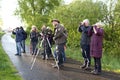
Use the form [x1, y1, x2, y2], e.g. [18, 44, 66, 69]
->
[95, 22, 103, 27]
[83, 19, 90, 24]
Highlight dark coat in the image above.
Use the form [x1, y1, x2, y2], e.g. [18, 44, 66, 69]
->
[20, 29, 27, 40]
[30, 31, 39, 43]
[88, 27, 104, 58]
[54, 24, 67, 45]
[78, 25, 91, 45]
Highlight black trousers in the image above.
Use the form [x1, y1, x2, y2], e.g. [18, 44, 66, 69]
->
[81, 44, 91, 66]
[31, 41, 38, 54]
[94, 57, 101, 72]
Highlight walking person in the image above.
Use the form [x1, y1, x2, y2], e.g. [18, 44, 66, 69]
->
[12, 27, 23, 56]
[20, 26, 27, 53]
[51, 19, 67, 68]
[88, 23, 104, 75]
[30, 26, 39, 55]
[78, 19, 91, 69]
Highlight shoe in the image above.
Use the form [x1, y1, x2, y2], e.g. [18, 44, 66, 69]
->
[15, 54, 19, 56]
[59, 64, 64, 67]
[42, 58, 45, 60]
[22, 51, 26, 53]
[31, 53, 33, 55]
[84, 66, 91, 70]
[84, 61, 91, 70]
[46, 55, 48, 60]
[52, 64, 58, 68]
[91, 70, 101, 75]
[80, 65, 86, 69]
[91, 70, 96, 72]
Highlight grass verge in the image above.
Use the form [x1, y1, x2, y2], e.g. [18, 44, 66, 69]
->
[0, 32, 22, 80]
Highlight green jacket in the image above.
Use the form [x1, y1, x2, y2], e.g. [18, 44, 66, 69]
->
[54, 24, 67, 45]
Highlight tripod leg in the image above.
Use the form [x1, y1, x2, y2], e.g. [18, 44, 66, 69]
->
[46, 38, 59, 70]
[53, 56, 59, 70]
[30, 53, 36, 64]
[30, 44, 38, 63]
[30, 48, 40, 70]
[51, 51, 59, 70]
[30, 42, 32, 54]
[30, 46, 38, 63]
[31, 39, 43, 63]
[55, 51, 60, 70]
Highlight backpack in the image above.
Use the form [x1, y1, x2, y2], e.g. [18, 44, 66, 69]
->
[63, 28, 68, 38]
[23, 31, 27, 40]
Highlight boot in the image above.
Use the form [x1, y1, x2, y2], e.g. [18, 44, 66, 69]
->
[80, 59, 87, 69]
[84, 59, 91, 70]
[46, 55, 48, 60]
[91, 70, 101, 75]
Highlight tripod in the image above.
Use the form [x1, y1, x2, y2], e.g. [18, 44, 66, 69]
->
[30, 35, 59, 70]
[30, 37, 43, 70]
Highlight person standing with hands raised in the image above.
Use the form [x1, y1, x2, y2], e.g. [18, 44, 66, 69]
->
[78, 19, 91, 70]
[88, 22, 104, 75]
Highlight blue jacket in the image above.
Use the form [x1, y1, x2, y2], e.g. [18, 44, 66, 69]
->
[13, 29, 23, 42]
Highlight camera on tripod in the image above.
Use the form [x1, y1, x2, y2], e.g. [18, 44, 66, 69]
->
[40, 26, 52, 38]
[37, 26, 53, 60]
[42, 28, 49, 37]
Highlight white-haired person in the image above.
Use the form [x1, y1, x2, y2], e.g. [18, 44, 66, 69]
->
[88, 22, 104, 75]
[78, 19, 91, 70]
[30, 25, 39, 55]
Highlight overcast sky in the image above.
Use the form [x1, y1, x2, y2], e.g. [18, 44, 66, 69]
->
[1, 0, 72, 30]
[1, 0, 21, 29]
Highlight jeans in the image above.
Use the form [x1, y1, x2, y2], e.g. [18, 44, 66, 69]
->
[94, 57, 101, 72]
[81, 44, 91, 66]
[62, 51, 66, 62]
[55, 43, 65, 65]
[21, 40, 26, 52]
[16, 42, 22, 55]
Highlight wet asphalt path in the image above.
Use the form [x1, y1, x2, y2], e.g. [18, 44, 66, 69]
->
[1, 33, 120, 80]
[1, 33, 65, 80]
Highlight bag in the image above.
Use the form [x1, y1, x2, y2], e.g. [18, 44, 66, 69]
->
[23, 32, 27, 40]
[64, 28, 68, 38]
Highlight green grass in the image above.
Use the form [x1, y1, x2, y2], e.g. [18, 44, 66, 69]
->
[102, 54, 120, 73]
[66, 47, 83, 61]
[11, 34, 15, 38]
[0, 32, 22, 80]
[26, 38, 30, 45]
[0, 32, 5, 39]
[65, 47, 120, 73]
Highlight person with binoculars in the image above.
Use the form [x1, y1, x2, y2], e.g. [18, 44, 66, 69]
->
[88, 23, 104, 75]
[78, 19, 91, 70]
